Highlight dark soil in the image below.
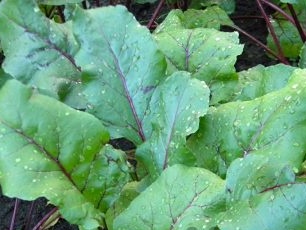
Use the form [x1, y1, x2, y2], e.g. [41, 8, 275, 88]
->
[0, 0, 280, 229]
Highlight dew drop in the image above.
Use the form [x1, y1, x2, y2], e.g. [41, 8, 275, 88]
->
[15, 158, 21, 163]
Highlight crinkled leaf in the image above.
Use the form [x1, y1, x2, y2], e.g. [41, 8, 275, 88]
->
[234, 64, 296, 101]
[73, 6, 166, 145]
[0, 0, 83, 106]
[154, 28, 242, 105]
[0, 80, 131, 229]
[299, 43, 306, 68]
[155, 7, 233, 33]
[218, 183, 306, 230]
[188, 69, 306, 177]
[136, 72, 210, 179]
[189, 0, 235, 14]
[114, 164, 226, 230]
[226, 155, 296, 202]
[37, 0, 83, 4]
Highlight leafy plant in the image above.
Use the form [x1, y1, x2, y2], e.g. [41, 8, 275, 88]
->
[0, 0, 306, 230]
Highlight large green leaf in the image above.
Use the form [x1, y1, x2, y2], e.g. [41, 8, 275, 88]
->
[218, 183, 306, 230]
[73, 6, 166, 145]
[0, 0, 82, 106]
[114, 164, 226, 230]
[136, 72, 210, 179]
[154, 28, 242, 105]
[0, 80, 131, 229]
[188, 69, 306, 177]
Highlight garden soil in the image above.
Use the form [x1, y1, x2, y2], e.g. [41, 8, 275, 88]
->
[0, 0, 279, 229]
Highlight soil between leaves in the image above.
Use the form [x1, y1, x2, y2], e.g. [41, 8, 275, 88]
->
[0, 0, 280, 229]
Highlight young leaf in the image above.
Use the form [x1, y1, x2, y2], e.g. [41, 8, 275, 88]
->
[0, 80, 131, 229]
[136, 72, 210, 179]
[0, 0, 82, 105]
[218, 184, 306, 230]
[114, 164, 226, 230]
[188, 69, 306, 177]
[73, 5, 166, 145]
[154, 7, 233, 33]
[189, 0, 235, 14]
[154, 28, 243, 105]
[234, 64, 296, 101]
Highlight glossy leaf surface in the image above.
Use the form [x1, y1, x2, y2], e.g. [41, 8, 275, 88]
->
[114, 164, 225, 230]
[0, 0, 82, 104]
[73, 6, 166, 145]
[0, 80, 130, 229]
[218, 184, 306, 230]
[137, 72, 210, 179]
[188, 69, 306, 177]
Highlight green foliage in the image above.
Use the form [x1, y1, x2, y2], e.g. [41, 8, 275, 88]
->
[114, 164, 226, 230]
[0, 80, 130, 229]
[0, 0, 306, 230]
[267, 1, 306, 59]
[38, 0, 83, 4]
[300, 43, 306, 68]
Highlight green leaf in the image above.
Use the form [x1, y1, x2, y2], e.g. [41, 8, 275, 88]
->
[299, 43, 306, 68]
[37, 0, 83, 5]
[188, 69, 306, 177]
[226, 155, 296, 202]
[0, 68, 12, 88]
[105, 182, 141, 230]
[267, 5, 306, 59]
[189, 0, 235, 14]
[218, 183, 306, 230]
[155, 7, 233, 33]
[0, 80, 131, 229]
[73, 6, 166, 145]
[234, 64, 296, 101]
[114, 164, 226, 230]
[136, 72, 210, 179]
[154, 28, 243, 105]
[0, 0, 82, 106]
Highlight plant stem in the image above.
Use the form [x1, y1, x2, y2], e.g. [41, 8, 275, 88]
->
[256, 0, 289, 64]
[261, 0, 295, 25]
[147, 0, 165, 29]
[56, 6, 65, 23]
[95, 0, 101, 7]
[33, 207, 58, 230]
[287, 3, 306, 42]
[9, 199, 20, 230]
[24, 201, 36, 230]
[227, 24, 284, 62]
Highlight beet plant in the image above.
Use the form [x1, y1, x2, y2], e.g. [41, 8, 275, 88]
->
[0, 0, 306, 229]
